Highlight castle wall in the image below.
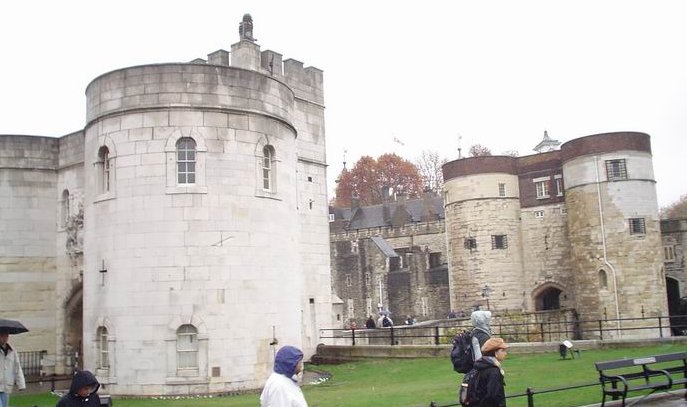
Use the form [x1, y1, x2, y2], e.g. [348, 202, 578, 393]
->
[662, 219, 686, 297]
[442, 164, 526, 313]
[330, 221, 449, 324]
[79, 39, 329, 394]
[0, 135, 59, 358]
[520, 203, 575, 310]
[562, 133, 668, 338]
[54, 131, 85, 375]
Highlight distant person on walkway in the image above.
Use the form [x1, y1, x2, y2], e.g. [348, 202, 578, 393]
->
[447, 310, 457, 319]
[404, 315, 415, 325]
[365, 316, 376, 329]
[382, 315, 393, 327]
[55, 370, 101, 407]
[0, 331, 25, 407]
[470, 310, 492, 362]
[260, 345, 308, 407]
[471, 338, 509, 407]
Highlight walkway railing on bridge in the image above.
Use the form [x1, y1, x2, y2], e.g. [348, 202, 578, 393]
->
[320, 314, 687, 346]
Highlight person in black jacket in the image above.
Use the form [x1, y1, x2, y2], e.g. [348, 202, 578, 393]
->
[471, 337, 508, 407]
[56, 370, 101, 407]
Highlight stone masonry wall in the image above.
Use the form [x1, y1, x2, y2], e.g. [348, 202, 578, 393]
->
[330, 222, 449, 325]
[0, 136, 59, 357]
[520, 204, 575, 310]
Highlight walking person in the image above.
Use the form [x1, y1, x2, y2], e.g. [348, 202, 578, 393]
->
[260, 345, 308, 407]
[470, 338, 509, 407]
[470, 310, 492, 362]
[55, 370, 101, 407]
[365, 316, 376, 329]
[0, 330, 26, 407]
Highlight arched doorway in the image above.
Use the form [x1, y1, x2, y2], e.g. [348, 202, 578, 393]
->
[666, 277, 685, 336]
[64, 285, 83, 372]
[535, 286, 562, 311]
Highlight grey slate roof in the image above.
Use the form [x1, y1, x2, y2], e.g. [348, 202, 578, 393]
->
[331, 195, 444, 230]
[370, 236, 399, 258]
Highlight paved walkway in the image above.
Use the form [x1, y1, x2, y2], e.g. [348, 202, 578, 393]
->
[580, 389, 686, 406]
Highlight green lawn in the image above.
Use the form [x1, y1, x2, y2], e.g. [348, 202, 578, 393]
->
[12, 343, 685, 407]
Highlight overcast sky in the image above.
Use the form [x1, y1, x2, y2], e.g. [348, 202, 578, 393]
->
[2, 0, 685, 207]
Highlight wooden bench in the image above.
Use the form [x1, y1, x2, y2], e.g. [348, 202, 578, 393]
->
[594, 352, 687, 406]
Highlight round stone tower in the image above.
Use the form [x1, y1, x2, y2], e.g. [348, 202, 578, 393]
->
[81, 25, 330, 394]
[561, 132, 668, 337]
[442, 156, 526, 312]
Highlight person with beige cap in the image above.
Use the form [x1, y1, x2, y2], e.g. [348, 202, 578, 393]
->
[467, 337, 509, 407]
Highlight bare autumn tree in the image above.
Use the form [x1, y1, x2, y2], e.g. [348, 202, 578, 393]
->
[501, 149, 520, 157]
[414, 150, 448, 193]
[333, 153, 424, 208]
[469, 144, 492, 157]
[661, 194, 687, 219]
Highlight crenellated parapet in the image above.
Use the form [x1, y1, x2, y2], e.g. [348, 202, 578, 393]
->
[200, 16, 324, 106]
[330, 220, 446, 242]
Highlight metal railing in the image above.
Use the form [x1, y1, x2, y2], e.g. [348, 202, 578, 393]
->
[429, 381, 600, 407]
[320, 314, 687, 346]
[18, 350, 47, 377]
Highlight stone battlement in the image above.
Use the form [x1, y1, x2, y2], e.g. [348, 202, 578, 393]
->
[331, 220, 445, 241]
[198, 22, 324, 106]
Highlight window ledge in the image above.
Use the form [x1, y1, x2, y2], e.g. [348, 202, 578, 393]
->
[94, 192, 116, 203]
[166, 376, 208, 385]
[536, 196, 550, 200]
[95, 371, 116, 384]
[255, 191, 282, 201]
[166, 186, 208, 195]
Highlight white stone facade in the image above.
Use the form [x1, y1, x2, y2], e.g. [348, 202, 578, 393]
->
[0, 21, 332, 396]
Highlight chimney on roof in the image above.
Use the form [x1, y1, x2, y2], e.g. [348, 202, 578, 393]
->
[350, 195, 360, 210]
[421, 190, 438, 222]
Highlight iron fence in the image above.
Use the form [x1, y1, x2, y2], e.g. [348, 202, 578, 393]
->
[320, 314, 687, 346]
[18, 350, 47, 377]
[428, 381, 600, 407]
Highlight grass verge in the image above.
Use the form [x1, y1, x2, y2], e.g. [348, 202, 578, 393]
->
[12, 343, 685, 407]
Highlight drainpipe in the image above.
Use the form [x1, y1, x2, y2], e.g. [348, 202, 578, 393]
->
[594, 156, 622, 336]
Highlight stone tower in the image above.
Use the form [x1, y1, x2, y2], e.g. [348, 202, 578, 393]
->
[561, 132, 668, 337]
[77, 16, 331, 394]
[442, 156, 526, 311]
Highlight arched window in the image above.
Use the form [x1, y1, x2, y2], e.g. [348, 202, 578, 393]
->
[176, 324, 198, 370]
[61, 189, 70, 226]
[96, 326, 109, 368]
[598, 269, 608, 289]
[177, 138, 196, 185]
[98, 146, 111, 193]
[262, 145, 274, 191]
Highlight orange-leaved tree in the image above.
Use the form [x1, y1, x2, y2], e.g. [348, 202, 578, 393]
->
[333, 153, 424, 208]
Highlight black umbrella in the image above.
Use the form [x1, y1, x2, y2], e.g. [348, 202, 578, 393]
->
[0, 319, 29, 335]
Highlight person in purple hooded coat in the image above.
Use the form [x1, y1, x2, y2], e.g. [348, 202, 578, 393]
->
[260, 346, 308, 407]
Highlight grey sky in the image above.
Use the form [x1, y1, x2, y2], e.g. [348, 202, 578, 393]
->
[2, 0, 685, 207]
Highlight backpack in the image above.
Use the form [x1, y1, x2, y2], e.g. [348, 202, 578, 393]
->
[450, 330, 474, 373]
[458, 369, 480, 407]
